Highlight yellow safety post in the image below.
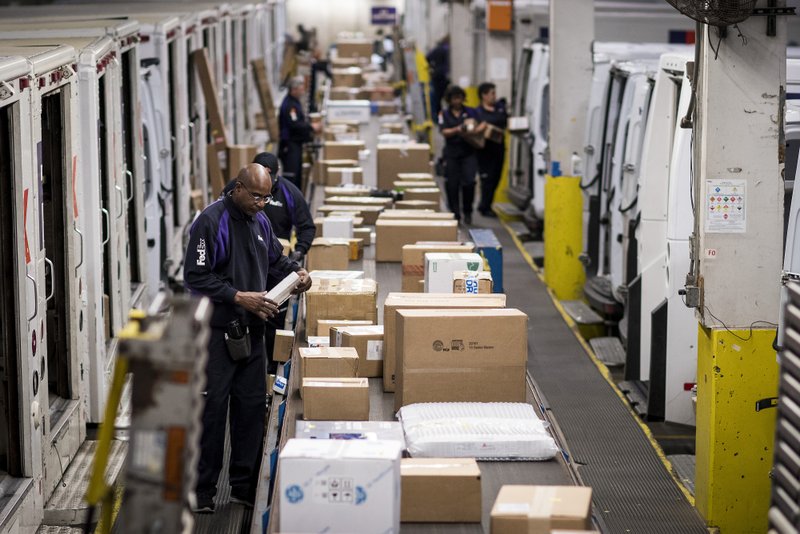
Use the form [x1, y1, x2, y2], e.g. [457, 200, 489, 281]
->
[490, 130, 511, 207]
[695, 325, 779, 533]
[464, 86, 479, 108]
[543, 175, 585, 300]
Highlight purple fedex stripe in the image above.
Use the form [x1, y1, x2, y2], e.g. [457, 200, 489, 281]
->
[215, 211, 230, 267]
[256, 212, 280, 262]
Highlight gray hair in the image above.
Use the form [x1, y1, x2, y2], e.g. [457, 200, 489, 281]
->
[289, 76, 305, 89]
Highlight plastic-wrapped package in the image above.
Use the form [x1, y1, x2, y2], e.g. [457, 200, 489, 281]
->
[397, 402, 559, 461]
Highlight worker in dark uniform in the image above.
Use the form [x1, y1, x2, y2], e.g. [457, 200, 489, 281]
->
[439, 85, 479, 225]
[475, 82, 508, 218]
[185, 164, 312, 513]
[278, 76, 319, 190]
[426, 35, 450, 120]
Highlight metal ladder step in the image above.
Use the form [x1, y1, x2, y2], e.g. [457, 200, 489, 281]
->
[667, 454, 696, 496]
[493, 202, 524, 220]
[618, 380, 649, 417]
[561, 300, 604, 325]
[43, 440, 127, 527]
[38, 527, 85, 534]
[589, 337, 626, 367]
[507, 221, 533, 241]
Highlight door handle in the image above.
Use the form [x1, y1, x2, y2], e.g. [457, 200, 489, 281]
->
[25, 271, 37, 322]
[73, 223, 84, 275]
[125, 169, 134, 202]
[115, 185, 124, 219]
[101, 208, 110, 246]
[44, 257, 55, 302]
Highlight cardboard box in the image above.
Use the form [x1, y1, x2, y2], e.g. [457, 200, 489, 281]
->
[317, 319, 375, 338]
[307, 336, 331, 348]
[331, 67, 363, 87]
[272, 329, 294, 363]
[314, 159, 359, 186]
[401, 458, 481, 523]
[401, 242, 476, 292]
[307, 238, 350, 272]
[395, 199, 439, 210]
[490, 486, 593, 534]
[329, 86, 362, 100]
[315, 216, 364, 236]
[227, 144, 258, 179]
[377, 102, 400, 116]
[454, 270, 494, 294]
[379, 210, 454, 220]
[382, 293, 507, 392]
[324, 140, 365, 161]
[326, 196, 393, 209]
[300, 347, 359, 379]
[354, 227, 372, 246]
[279, 438, 401, 533]
[369, 85, 395, 102]
[278, 238, 292, 256]
[378, 133, 411, 145]
[302, 377, 370, 420]
[295, 420, 405, 445]
[306, 278, 378, 337]
[347, 238, 364, 260]
[381, 122, 405, 134]
[336, 39, 374, 59]
[397, 172, 434, 182]
[377, 144, 432, 190]
[309, 270, 364, 280]
[327, 167, 364, 185]
[403, 187, 442, 204]
[324, 185, 371, 199]
[330, 325, 384, 378]
[394, 180, 437, 190]
[424, 253, 484, 293]
[395, 308, 527, 409]
[462, 118, 486, 149]
[484, 123, 505, 144]
[318, 205, 384, 225]
[327, 100, 371, 123]
[322, 216, 354, 239]
[326, 119, 360, 132]
[375, 220, 458, 262]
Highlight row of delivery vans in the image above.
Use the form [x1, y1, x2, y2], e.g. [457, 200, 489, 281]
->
[0, 2, 286, 531]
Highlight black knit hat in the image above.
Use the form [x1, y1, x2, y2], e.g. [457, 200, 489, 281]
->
[253, 152, 279, 176]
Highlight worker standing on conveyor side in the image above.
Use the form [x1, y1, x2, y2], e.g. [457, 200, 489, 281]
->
[439, 85, 479, 225]
[184, 164, 312, 513]
[278, 76, 320, 190]
[475, 82, 508, 218]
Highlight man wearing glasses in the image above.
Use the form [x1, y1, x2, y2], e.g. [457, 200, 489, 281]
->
[184, 163, 312, 513]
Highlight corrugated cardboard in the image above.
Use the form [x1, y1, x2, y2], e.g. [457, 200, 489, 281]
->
[401, 458, 481, 523]
[369, 85, 395, 102]
[306, 238, 350, 272]
[302, 378, 370, 421]
[395, 308, 526, 408]
[454, 270, 494, 294]
[314, 159, 358, 185]
[272, 329, 294, 363]
[394, 180, 438, 189]
[336, 40, 374, 59]
[354, 227, 372, 246]
[326, 196, 393, 208]
[397, 172, 434, 182]
[403, 187, 442, 204]
[318, 205, 385, 225]
[485, 123, 505, 144]
[382, 293, 507, 392]
[490, 486, 593, 534]
[327, 166, 365, 186]
[306, 278, 378, 337]
[324, 140, 365, 160]
[317, 320, 374, 338]
[327, 100, 371, 123]
[377, 144, 431, 190]
[424, 253, 484, 293]
[299, 347, 359, 380]
[324, 185, 371, 198]
[331, 67, 363, 87]
[330, 325, 384, 378]
[377, 102, 400, 116]
[381, 122, 405, 134]
[375, 220, 459, 262]
[401, 243, 476, 292]
[329, 86, 362, 100]
[307, 336, 331, 348]
[309, 270, 364, 280]
[379, 210, 454, 220]
[395, 199, 439, 210]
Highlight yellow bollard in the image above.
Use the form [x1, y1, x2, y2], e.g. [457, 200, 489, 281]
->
[543, 175, 585, 300]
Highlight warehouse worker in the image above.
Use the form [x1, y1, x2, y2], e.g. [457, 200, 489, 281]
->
[475, 82, 508, 218]
[278, 76, 320, 190]
[439, 85, 479, 225]
[185, 164, 312, 513]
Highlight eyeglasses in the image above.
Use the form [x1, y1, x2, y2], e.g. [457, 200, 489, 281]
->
[237, 181, 272, 204]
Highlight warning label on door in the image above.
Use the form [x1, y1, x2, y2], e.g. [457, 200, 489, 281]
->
[705, 179, 746, 233]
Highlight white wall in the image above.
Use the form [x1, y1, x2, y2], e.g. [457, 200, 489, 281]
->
[286, 0, 405, 52]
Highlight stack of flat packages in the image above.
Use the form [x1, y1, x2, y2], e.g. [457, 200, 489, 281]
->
[305, 278, 378, 337]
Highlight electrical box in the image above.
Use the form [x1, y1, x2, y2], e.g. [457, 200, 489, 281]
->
[487, 0, 513, 32]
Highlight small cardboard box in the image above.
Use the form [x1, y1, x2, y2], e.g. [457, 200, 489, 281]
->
[324, 140, 365, 160]
[347, 238, 364, 260]
[306, 278, 378, 337]
[330, 325, 384, 378]
[336, 39, 374, 59]
[403, 187, 442, 204]
[322, 216, 354, 239]
[490, 486, 593, 534]
[306, 238, 350, 272]
[424, 252, 484, 293]
[326, 196, 393, 208]
[484, 123, 505, 144]
[379, 210, 454, 221]
[454, 270, 494, 294]
[401, 242, 475, 292]
[307, 336, 331, 348]
[377, 144, 431, 190]
[397, 172, 434, 182]
[395, 199, 439, 210]
[395, 308, 528, 409]
[331, 67, 363, 87]
[401, 458, 481, 523]
[377, 102, 400, 116]
[278, 438, 401, 533]
[314, 159, 358, 185]
[381, 122, 405, 134]
[327, 166, 365, 186]
[315, 216, 364, 236]
[302, 377, 370, 420]
[369, 85, 395, 102]
[317, 319, 374, 338]
[375, 220, 459, 262]
[272, 329, 295, 363]
[299, 346, 359, 379]
[382, 292, 506, 392]
[354, 227, 372, 246]
[318, 205, 385, 225]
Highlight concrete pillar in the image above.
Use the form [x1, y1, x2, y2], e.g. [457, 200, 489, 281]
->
[692, 3, 786, 531]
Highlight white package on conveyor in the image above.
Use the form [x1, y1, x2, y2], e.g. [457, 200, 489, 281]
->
[397, 402, 559, 461]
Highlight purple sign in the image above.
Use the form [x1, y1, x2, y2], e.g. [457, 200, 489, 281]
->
[371, 6, 397, 25]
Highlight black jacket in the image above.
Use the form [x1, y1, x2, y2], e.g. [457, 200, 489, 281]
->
[264, 177, 316, 254]
[279, 94, 313, 144]
[184, 195, 301, 328]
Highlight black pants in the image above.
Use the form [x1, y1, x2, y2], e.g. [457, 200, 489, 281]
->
[196, 326, 266, 500]
[477, 143, 505, 213]
[444, 154, 477, 220]
[264, 308, 288, 375]
[279, 140, 304, 191]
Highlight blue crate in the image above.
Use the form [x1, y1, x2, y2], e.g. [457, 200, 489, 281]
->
[468, 228, 503, 293]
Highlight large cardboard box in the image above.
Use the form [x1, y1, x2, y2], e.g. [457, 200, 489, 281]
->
[354, 227, 372, 246]
[379, 210, 454, 221]
[490, 486, 593, 534]
[279, 438, 401, 533]
[306, 238, 350, 272]
[330, 325, 384, 378]
[377, 144, 431, 190]
[302, 378, 370, 421]
[306, 278, 378, 337]
[336, 39, 374, 59]
[331, 67, 363, 87]
[326, 196, 393, 209]
[401, 458, 481, 523]
[395, 199, 438, 210]
[454, 270, 494, 294]
[401, 242, 475, 292]
[382, 293, 506, 392]
[403, 187, 442, 204]
[317, 319, 374, 338]
[299, 347, 359, 379]
[375, 220, 458, 262]
[327, 166, 365, 186]
[424, 252, 484, 293]
[272, 329, 295, 363]
[324, 140, 365, 161]
[395, 308, 527, 409]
